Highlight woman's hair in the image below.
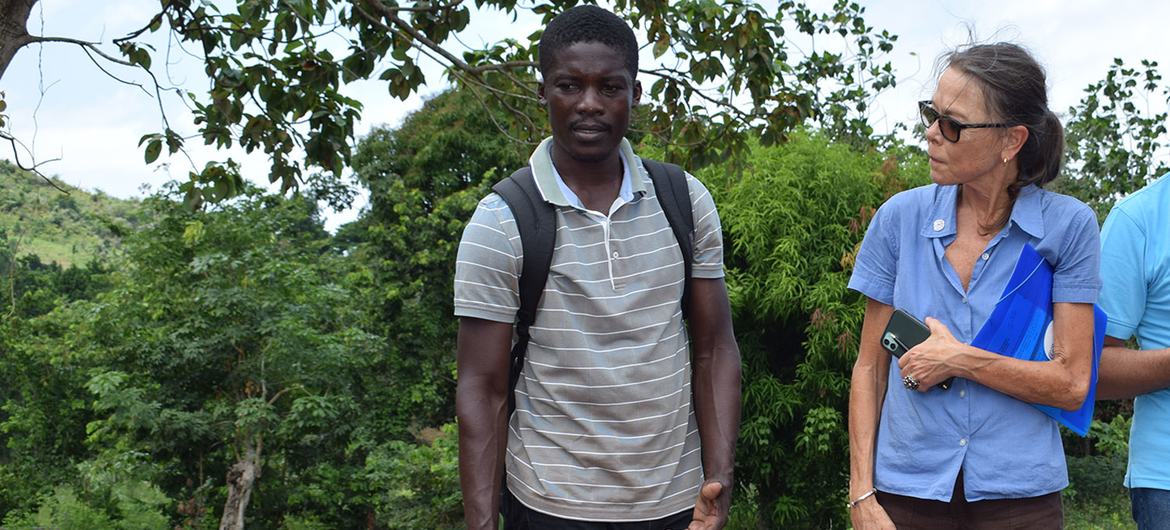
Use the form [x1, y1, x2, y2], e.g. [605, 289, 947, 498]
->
[942, 42, 1064, 233]
[943, 43, 1064, 190]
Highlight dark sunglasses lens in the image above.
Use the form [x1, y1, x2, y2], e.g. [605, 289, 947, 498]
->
[919, 103, 960, 141]
[938, 117, 960, 142]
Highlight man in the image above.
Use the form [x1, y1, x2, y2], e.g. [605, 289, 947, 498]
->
[1096, 172, 1170, 530]
[453, 5, 741, 530]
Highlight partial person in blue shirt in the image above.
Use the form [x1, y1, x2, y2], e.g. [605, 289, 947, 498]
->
[1096, 172, 1170, 530]
[847, 42, 1101, 530]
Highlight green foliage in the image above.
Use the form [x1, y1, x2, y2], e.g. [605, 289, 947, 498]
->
[697, 131, 927, 528]
[364, 423, 462, 529]
[0, 187, 396, 527]
[3, 487, 116, 530]
[1, 451, 171, 530]
[343, 88, 529, 437]
[66, 1, 895, 203]
[0, 161, 140, 267]
[1059, 58, 1170, 218]
[1065, 454, 1134, 530]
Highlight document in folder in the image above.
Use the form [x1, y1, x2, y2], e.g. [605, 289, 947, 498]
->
[969, 244, 1105, 436]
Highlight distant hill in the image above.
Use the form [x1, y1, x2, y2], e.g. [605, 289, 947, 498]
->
[0, 160, 141, 267]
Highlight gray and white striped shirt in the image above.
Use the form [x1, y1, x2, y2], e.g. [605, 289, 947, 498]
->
[454, 137, 724, 521]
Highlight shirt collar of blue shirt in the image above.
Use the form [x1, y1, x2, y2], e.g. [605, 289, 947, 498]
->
[920, 183, 1046, 240]
[526, 137, 646, 210]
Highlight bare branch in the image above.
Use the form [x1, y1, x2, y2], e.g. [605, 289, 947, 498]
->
[26, 35, 136, 67]
[467, 60, 536, 75]
[379, 0, 465, 13]
[77, 45, 150, 94]
[0, 131, 68, 194]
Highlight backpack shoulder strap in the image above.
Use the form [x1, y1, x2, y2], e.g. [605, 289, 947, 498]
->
[491, 166, 555, 411]
[641, 158, 695, 318]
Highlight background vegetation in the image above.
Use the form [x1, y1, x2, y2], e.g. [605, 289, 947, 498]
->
[2, 2, 1168, 529]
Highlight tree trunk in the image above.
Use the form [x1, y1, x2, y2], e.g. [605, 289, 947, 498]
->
[0, 0, 36, 80]
[219, 437, 261, 530]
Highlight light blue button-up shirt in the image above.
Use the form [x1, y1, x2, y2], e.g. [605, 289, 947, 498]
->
[849, 183, 1100, 501]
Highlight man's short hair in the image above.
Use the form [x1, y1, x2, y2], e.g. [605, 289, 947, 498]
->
[538, 5, 639, 79]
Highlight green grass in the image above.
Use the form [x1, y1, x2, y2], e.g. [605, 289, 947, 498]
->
[0, 161, 140, 266]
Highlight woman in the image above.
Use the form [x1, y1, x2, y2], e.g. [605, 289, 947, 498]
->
[847, 43, 1100, 529]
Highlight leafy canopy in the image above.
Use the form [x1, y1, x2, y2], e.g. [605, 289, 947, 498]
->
[91, 0, 894, 206]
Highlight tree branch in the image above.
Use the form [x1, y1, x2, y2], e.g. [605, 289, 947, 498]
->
[112, 10, 167, 46]
[26, 35, 136, 67]
[0, 130, 67, 193]
[466, 60, 536, 74]
[642, 67, 754, 122]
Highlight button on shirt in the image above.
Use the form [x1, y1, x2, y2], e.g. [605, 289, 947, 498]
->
[848, 183, 1100, 502]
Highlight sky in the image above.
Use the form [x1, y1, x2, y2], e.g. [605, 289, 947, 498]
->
[2, 0, 1168, 230]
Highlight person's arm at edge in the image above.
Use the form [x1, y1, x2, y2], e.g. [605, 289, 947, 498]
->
[848, 298, 896, 530]
[1097, 336, 1170, 400]
[456, 317, 514, 530]
[686, 277, 741, 530]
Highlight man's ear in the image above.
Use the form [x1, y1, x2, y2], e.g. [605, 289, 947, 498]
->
[538, 81, 547, 105]
[632, 80, 642, 106]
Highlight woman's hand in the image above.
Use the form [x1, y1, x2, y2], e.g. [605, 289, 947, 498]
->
[850, 497, 896, 530]
[898, 317, 964, 391]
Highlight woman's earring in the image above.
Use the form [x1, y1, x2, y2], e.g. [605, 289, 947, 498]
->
[1003, 157, 1009, 164]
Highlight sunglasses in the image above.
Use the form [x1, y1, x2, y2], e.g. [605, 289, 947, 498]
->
[918, 100, 1013, 142]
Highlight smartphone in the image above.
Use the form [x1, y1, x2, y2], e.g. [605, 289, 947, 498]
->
[881, 309, 952, 390]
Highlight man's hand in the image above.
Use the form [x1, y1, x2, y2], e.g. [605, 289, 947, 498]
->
[687, 480, 730, 530]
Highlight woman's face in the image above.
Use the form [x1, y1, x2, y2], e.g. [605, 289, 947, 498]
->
[924, 68, 1014, 187]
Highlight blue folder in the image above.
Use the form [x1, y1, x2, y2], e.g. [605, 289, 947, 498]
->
[968, 244, 1105, 436]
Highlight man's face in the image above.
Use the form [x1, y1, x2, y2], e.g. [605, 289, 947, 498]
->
[539, 41, 641, 165]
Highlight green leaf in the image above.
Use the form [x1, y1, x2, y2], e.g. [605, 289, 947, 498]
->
[144, 139, 162, 164]
[652, 35, 670, 58]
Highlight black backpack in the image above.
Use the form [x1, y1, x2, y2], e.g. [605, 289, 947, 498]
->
[491, 159, 695, 411]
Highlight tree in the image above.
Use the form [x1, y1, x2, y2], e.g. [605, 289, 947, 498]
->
[1058, 58, 1170, 218]
[0, 190, 387, 528]
[688, 131, 928, 527]
[341, 87, 528, 442]
[0, 0, 895, 205]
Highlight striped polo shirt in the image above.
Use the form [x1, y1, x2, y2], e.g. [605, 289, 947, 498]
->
[453, 137, 724, 521]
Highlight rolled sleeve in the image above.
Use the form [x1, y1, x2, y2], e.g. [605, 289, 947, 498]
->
[687, 174, 725, 279]
[453, 194, 522, 323]
[1098, 208, 1147, 340]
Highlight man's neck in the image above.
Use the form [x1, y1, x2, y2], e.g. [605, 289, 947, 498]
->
[551, 146, 625, 213]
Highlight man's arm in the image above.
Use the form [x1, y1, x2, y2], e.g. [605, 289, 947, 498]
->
[1097, 336, 1170, 400]
[686, 277, 741, 530]
[456, 317, 514, 530]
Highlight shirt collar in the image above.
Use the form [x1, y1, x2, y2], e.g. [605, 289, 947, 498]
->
[528, 136, 648, 208]
[920, 183, 1046, 240]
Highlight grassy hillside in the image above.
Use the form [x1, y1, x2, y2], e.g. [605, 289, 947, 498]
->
[0, 161, 141, 266]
